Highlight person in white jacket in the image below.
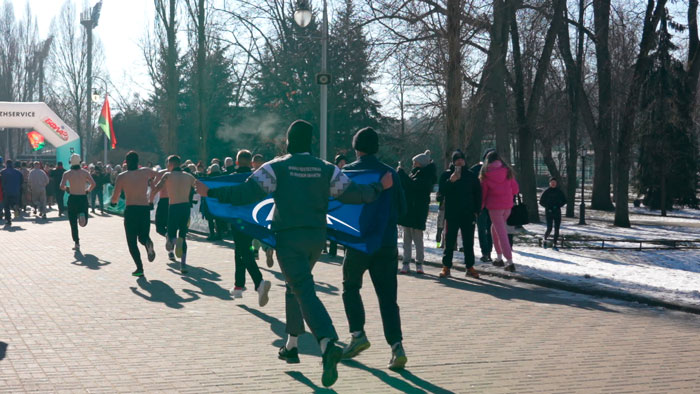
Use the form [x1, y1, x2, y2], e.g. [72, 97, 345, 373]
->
[28, 162, 50, 219]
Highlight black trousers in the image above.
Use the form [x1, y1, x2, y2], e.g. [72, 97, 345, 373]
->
[124, 205, 152, 270]
[442, 215, 476, 269]
[233, 230, 262, 289]
[476, 208, 493, 257]
[155, 198, 169, 236]
[55, 188, 65, 214]
[545, 208, 562, 245]
[3, 195, 18, 223]
[67, 195, 88, 243]
[90, 187, 103, 212]
[167, 203, 190, 255]
[343, 246, 403, 346]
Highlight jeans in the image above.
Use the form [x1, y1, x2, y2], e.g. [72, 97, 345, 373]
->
[489, 208, 513, 261]
[402, 226, 424, 263]
[545, 208, 562, 245]
[275, 229, 337, 341]
[442, 215, 476, 268]
[343, 246, 403, 346]
[124, 205, 152, 270]
[477, 209, 493, 257]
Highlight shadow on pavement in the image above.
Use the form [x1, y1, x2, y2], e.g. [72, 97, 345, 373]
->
[2, 225, 26, 232]
[397, 369, 456, 394]
[260, 267, 339, 296]
[130, 277, 200, 309]
[406, 271, 620, 314]
[71, 251, 111, 270]
[169, 263, 232, 301]
[285, 371, 337, 393]
[0, 342, 6, 361]
[237, 304, 321, 357]
[341, 360, 434, 393]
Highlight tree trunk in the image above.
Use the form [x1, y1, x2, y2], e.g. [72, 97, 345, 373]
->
[614, 0, 667, 227]
[491, 0, 511, 162]
[591, 0, 615, 210]
[542, 139, 562, 183]
[165, 0, 179, 155]
[444, 0, 463, 164]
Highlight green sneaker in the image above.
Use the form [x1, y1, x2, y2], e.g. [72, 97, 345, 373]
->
[132, 269, 144, 277]
[388, 343, 407, 370]
[342, 333, 371, 359]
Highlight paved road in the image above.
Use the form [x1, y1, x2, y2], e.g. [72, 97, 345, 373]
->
[1, 213, 699, 393]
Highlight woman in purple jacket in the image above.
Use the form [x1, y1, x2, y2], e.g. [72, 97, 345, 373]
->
[479, 151, 519, 272]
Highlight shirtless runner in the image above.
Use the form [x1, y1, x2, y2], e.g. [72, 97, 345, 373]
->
[60, 154, 96, 251]
[111, 151, 158, 277]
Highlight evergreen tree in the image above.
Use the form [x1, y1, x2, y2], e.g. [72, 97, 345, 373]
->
[637, 12, 699, 213]
[328, 0, 381, 156]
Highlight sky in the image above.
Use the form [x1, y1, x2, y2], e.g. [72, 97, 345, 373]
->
[14, 0, 155, 100]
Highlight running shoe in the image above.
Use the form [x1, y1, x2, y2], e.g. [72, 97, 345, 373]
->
[504, 263, 516, 272]
[78, 213, 87, 227]
[399, 263, 410, 274]
[180, 262, 188, 274]
[132, 269, 144, 277]
[492, 258, 505, 267]
[230, 286, 245, 298]
[278, 346, 300, 364]
[416, 263, 424, 274]
[480, 255, 492, 263]
[175, 237, 184, 258]
[73, 242, 80, 251]
[146, 241, 156, 262]
[321, 341, 343, 387]
[388, 343, 407, 370]
[257, 280, 271, 307]
[168, 252, 176, 261]
[342, 332, 371, 359]
[265, 249, 274, 268]
[165, 238, 174, 252]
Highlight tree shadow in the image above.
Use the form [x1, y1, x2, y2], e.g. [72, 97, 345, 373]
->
[237, 304, 321, 357]
[130, 277, 200, 309]
[284, 371, 337, 393]
[341, 360, 432, 393]
[167, 263, 232, 301]
[0, 342, 7, 361]
[517, 250, 576, 265]
[70, 251, 111, 270]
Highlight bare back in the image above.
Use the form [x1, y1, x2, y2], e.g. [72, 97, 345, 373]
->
[113, 168, 157, 206]
[157, 170, 196, 205]
[60, 169, 96, 196]
[153, 169, 170, 198]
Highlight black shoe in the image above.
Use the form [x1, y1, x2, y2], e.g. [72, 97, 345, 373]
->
[492, 259, 505, 267]
[504, 263, 516, 272]
[480, 256, 492, 263]
[278, 346, 300, 364]
[322, 341, 343, 387]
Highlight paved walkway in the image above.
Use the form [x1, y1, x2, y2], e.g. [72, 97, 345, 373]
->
[1, 213, 700, 393]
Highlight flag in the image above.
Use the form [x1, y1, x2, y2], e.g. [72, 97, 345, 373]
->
[200, 170, 391, 254]
[27, 131, 45, 151]
[98, 95, 117, 149]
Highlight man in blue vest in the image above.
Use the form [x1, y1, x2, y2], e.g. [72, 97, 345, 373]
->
[195, 120, 393, 388]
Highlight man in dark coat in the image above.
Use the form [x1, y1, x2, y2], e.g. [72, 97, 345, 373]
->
[438, 150, 482, 279]
[397, 150, 437, 274]
[539, 177, 567, 250]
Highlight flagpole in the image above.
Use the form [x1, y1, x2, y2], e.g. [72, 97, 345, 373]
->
[104, 129, 107, 164]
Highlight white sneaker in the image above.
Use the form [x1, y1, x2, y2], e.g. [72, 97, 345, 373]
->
[257, 280, 272, 307]
[230, 286, 245, 298]
[400, 263, 410, 274]
[415, 263, 424, 274]
[78, 213, 87, 227]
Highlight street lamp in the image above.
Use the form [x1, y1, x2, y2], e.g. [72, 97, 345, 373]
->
[294, 0, 329, 161]
[578, 148, 591, 225]
[80, 0, 102, 162]
[91, 75, 109, 164]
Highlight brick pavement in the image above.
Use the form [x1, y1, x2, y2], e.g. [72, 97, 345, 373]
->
[1, 213, 700, 393]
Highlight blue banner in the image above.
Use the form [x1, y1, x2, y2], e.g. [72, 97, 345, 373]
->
[200, 170, 390, 254]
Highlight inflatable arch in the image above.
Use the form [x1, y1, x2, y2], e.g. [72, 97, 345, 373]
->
[0, 101, 81, 166]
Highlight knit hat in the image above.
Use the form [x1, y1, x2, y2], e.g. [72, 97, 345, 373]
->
[352, 127, 378, 155]
[412, 150, 432, 167]
[334, 154, 347, 165]
[451, 150, 465, 163]
[69, 153, 81, 167]
[286, 120, 313, 154]
[209, 163, 221, 173]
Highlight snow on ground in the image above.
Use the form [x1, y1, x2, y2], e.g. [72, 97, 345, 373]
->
[403, 200, 700, 308]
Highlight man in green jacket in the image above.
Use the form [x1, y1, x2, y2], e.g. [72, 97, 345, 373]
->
[195, 120, 393, 388]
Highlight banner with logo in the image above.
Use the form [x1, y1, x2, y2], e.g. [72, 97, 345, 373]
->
[200, 170, 390, 254]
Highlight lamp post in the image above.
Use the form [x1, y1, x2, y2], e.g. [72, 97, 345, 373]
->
[294, 0, 329, 161]
[578, 149, 588, 225]
[91, 75, 109, 164]
[80, 1, 102, 162]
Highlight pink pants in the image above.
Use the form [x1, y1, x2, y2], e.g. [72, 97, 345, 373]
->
[489, 208, 512, 261]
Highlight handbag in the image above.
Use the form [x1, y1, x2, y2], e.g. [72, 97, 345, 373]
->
[507, 194, 529, 226]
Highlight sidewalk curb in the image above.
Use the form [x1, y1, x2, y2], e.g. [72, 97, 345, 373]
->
[418, 259, 700, 315]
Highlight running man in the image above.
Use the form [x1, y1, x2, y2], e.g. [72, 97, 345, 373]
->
[153, 158, 174, 260]
[150, 155, 196, 274]
[60, 154, 96, 251]
[111, 151, 157, 277]
[195, 119, 393, 388]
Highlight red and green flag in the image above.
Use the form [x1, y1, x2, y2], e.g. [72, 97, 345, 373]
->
[98, 95, 117, 149]
[27, 131, 45, 151]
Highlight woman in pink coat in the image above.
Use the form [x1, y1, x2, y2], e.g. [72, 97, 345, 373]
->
[479, 151, 519, 272]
